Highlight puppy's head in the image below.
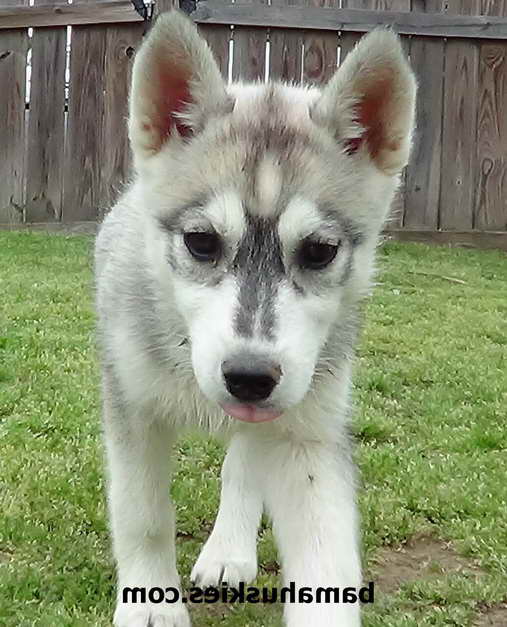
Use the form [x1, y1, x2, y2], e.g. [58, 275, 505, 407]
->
[129, 11, 416, 422]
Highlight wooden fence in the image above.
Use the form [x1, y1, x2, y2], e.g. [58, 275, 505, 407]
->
[1, 0, 507, 250]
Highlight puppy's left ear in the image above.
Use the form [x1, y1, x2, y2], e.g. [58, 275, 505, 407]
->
[129, 10, 231, 166]
[311, 30, 416, 176]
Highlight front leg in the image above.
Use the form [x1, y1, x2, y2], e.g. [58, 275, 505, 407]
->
[263, 438, 361, 627]
[191, 431, 262, 587]
[103, 399, 190, 627]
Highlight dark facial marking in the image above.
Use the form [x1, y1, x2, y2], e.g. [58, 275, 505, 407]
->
[233, 212, 285, 340]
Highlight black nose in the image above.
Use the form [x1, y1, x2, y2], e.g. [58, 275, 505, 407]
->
[222, 355, 281, 403]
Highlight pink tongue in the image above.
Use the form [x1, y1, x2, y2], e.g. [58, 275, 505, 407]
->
[221, 403, 282, 423]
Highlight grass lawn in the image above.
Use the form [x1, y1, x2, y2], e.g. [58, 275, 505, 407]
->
[1, 231, 506, 627]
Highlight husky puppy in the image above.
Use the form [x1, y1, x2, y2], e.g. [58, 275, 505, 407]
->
[95, 10, 416, 627]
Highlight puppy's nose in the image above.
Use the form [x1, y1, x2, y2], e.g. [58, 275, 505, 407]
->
[222, 355, 281, 403]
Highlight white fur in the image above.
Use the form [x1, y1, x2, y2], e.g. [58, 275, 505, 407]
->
[254, 153, 283, 216]
[95, 10, 416, 627]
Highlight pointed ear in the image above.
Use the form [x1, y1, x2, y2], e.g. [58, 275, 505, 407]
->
[311, 30, 416, 175]
[128, 10, 231, 165]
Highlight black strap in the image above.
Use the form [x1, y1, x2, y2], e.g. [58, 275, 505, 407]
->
[131, 0, 197, 36]
[131, 0, 154, 22]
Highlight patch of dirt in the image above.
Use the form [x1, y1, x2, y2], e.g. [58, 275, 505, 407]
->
[473, 601, 507, 627]
[262, 561, 280, 575]
[190, 600, 235, 620]
[366, 535, 507, 625]
[366, 534, 483, 595]
[0, 549, 13, 563]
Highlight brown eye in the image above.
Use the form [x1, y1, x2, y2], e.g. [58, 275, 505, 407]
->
[298, 240, 339, 270]
[184, 232, 221, 262]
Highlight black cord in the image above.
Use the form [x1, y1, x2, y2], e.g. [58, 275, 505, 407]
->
[131, 0, 154, 21]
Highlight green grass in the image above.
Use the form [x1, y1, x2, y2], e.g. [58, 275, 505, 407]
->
[1, 231, 506, 626]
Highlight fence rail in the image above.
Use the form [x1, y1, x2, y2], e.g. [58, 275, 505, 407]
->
[4, 2, 507, 38]
[0, 1, 143, 30]
[1, 0, 507, 251]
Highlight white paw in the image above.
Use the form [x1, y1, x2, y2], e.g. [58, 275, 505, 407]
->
[191, 541, 257, 587]
[114, 602, 191, 627]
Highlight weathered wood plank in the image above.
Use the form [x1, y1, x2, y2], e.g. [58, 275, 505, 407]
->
[0, 25, 28, 223]
[440, 1, 480, 230]
[269, 0, 303, 83]
[385, 229, 507, 252]
[339, 1, 405, 66]
[101, 23, 143, 214]
[199, 24, 230, 78]
[25, 10, 66, 222]
[194, 0, 231, 81]
[62, 22, 107, 221]
[232, 0, 267, 82]
[303, 0, 338, 85]
[404, 0, 444, 230]
[179, 0, 229, 78]
[475, 1, 507, 231]
[338, 32, 362, 65]
[4, 2, 507, 40]
[0, 1, 142, 30]
[191, 2, 507, 40]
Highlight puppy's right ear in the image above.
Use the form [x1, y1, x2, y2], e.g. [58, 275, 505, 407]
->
[129, 10, 231, 167]
[311, 29, 416, 176]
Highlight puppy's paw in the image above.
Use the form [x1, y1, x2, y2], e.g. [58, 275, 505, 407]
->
[191, 548, 257, 587]
[113, 602, 191, 627]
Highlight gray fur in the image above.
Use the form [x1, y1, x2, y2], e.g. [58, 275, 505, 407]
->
[233, 212, 285, 340]
[317, 202, 364, 247]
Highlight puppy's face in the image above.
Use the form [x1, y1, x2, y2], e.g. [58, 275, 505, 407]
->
[129, 12, 416, 422]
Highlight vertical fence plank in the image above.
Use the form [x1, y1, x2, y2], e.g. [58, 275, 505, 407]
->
[101, 23, 144, 214]
[25, 1, 66, 222]
[341, 0, 410, 61]
[232, 0, 267, 82]
[62, 21, 106, 222]
[303, 0, 338, 85]
[0, 0, 28, 224]
[194, 0, 231, 80]
[404, 0, 444, 230]
[200, 23, 231, 79]
[269, 0, 303, 82]
[475, 1, 507, 231]
[439, 0, 481, 230]
[339, 0, 362, 61]
[338, 30, 361, 62]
